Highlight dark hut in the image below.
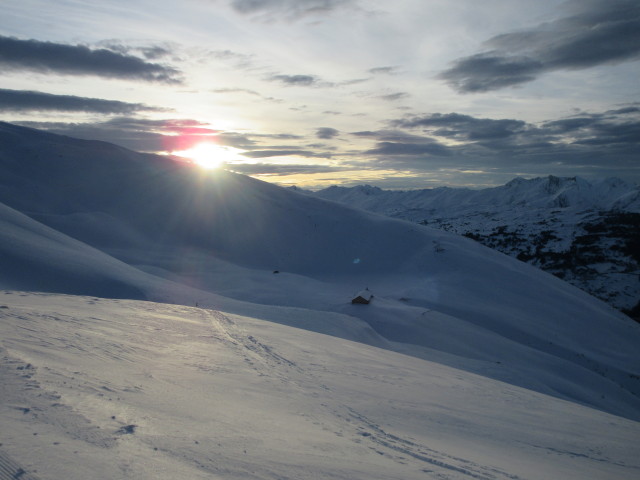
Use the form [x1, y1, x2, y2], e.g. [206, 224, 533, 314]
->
[351, 288, 373, 305]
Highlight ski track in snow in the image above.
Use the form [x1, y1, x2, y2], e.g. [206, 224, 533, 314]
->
[0, 448, 42, 480]
[204, 309, 521, 479]
[2, 295, 639, 479]
[341, 407, 520, 480]
[208, 310, 301, 375]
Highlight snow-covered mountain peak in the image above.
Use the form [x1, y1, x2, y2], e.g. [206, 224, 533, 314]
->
[483, 175, 618, 209]
[316, 174, 640, 212]
[354, 184, 384, 195]
[504, 176, 528, 187]
[500, 175, 640, 210]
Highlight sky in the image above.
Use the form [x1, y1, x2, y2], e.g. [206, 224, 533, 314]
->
[1, 0, 639, 189]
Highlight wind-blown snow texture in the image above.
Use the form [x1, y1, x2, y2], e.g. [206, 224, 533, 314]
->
[311, 177, 640, 316]
[1, 122, 639, 479]
[2, 292, 640, 480]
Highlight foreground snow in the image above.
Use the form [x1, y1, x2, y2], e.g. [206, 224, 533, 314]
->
[1, 292, 639, 480]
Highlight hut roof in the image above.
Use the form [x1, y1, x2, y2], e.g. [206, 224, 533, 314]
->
[352, 289, 373, 304]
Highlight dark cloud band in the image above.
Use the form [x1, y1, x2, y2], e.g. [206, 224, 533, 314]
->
[269, 74, 319, 86]
[365, 141, 451, 157]
[379, 92, 410, 102]
[440, 0, 640, 93]
[368, 66, 398, 75]
[0, 89, 163, 114]
[243, 149, 330, 159]
[393, 113, 528, 140]
[316, 127, 339, 139]
[0, 36, 182, 84]
[226, 162, 344, 176]
[229, 0, 354, 19]
[16, 104, 639, 184]
[440, 55, 543, 93]
[372, 107, 640, 175]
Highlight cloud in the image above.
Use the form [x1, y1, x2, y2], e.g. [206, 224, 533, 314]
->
[0, 89, 164, 114]
[440, 0, 640, 92]
[343, 106, 639, 182]
[368, 66, 398, 75]
[394, 113, 528, 141]
[0, 35, 182, 83]
[316, 127, 339, 139]
[365, 141, 451, 157]
[17, 117, 319, 154]
[541, 108, 640, 148]
[226, 162, 344, 175]
[338, 78, 370, 86]
[375, 106, 640, 176]
[209, 49, 262, 71]
[269, 74, 320, 86]
[268, 73, 367, 89]
[15, 117, 224, 152]
[19, 104, 639, 185]
[249, 133, 304, 140]
[94, 41, 173, 61]
[539, 116, 599, 134]
[243, 149, 331, 158]
[97, 117, 220, 135]
[378, 92, 410, 102]
[352, 129, 440, 143]
[440, 55, 543, 93]
[228, 0, 355, 19]
[605, 105, 640, 115]
[139, 46, 172, 60]
[211, 87, 282, 103]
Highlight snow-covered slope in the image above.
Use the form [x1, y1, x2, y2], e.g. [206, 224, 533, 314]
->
[312, 177, 640, 315]
[0, 201, 150, 298]
[0, 198, 387, 350]
[0, 121, 450, 275]
[1, 122, 640, 478]
[1, 292, 639, 480]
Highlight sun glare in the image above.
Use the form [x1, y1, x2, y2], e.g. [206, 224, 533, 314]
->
[174, 142, 244, 169]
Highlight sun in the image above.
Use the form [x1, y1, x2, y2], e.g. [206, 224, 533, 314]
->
[174, 142, 244, 169]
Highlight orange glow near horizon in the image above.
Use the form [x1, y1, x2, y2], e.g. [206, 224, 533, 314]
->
[173, 142, 246, 169]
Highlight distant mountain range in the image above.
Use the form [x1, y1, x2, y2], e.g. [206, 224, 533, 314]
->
[309, 176, 640, 320]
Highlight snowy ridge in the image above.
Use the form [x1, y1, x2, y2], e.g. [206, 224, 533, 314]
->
[314, 175, 640, 215]
[1, 122, 640, 479]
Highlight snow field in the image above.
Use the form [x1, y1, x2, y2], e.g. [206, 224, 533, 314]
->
[1, 292, 640, 480]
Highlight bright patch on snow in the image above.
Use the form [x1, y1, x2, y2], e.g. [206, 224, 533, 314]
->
[174, 142, 245, 169]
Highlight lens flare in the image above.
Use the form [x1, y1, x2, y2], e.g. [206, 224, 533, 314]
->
[174, 142, 244, 169]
